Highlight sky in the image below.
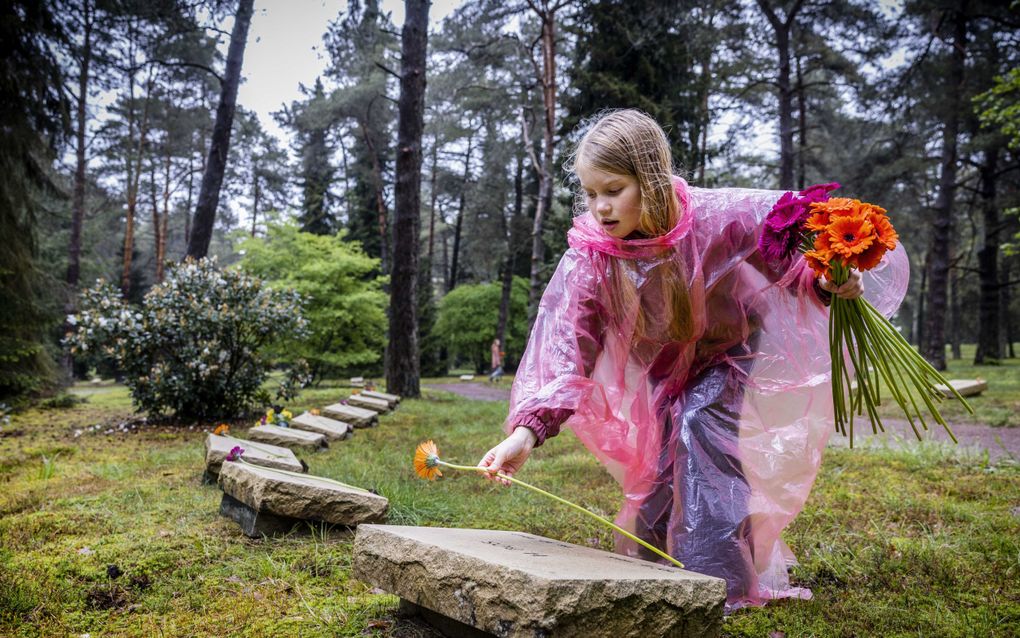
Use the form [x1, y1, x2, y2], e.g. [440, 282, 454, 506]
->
[238, 0, 465, 143]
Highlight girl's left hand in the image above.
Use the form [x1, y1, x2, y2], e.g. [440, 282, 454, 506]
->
[820, 269, 864, 300]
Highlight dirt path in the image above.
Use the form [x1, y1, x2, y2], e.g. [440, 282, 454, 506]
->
[426, 383, 1019, 463]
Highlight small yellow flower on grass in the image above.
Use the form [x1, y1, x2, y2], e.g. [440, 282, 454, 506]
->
[213, 423, 230, 436]
[414, 440, 442, 480]
[310, 408, 320, 416]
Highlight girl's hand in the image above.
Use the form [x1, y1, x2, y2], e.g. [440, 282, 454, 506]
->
[820, 269, 864, 300]
[477, 426, 537, 486]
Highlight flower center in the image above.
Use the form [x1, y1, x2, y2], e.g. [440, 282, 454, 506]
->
[425, 454, 439, 468]
[844, 233, 855, 242]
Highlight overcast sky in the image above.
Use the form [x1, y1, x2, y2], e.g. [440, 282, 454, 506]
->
[237, 0, 465, 143]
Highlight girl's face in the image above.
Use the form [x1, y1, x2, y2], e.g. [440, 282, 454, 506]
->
[577, 164, 642, 239]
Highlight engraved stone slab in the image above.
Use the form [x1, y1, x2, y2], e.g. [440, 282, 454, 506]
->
[218, 462, 388, 533]
[204, 433, 304, 478]
[247, 424, 328, 451]
[362, 390, 400, 406]
[290, 412, 352, 441]
[458, 374, 475, 381]
[322, 402, 378, 428]
[935, 379, 988, 398]
[350, 376, 365, 387]
[353, 525, 725, 638]
[347, 394, 390, 413]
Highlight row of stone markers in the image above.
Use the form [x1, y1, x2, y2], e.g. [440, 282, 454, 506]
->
[202, 389, 400, 538]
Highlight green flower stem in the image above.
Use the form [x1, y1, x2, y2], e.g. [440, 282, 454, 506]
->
[436, 460, 685, 570]
[235, 458, 372, 493]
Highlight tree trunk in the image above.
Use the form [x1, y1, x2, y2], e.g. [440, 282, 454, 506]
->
[922, 11, 966, 371]
[186, 0, 254, 259]
[427, 140, 438, 270]
[755, 0, 803, 190]
[915, 249, 928, 347]
[156, 151, 171, 282]
[497, 151, 524, 352]
[1002, 258, 1014, 358]
[122, 68, 153, 296]
[527, 1, 561, 326]
[67, 0, 92, 290]
[386, 0, 429, 399]
[974, 144, 1002, 364]
[250, 158, 260, 238]
[796, 50, 806, 190]
[449, 134, 473, 291]
[950, 267, 961, 359]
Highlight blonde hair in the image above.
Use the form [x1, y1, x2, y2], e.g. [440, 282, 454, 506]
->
[566, 109, 692, 344]
[566, 109, 681, 238]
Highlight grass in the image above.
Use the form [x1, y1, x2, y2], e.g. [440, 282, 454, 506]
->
[0, 373, 1017, 637]
[871, 343, 1020, 428]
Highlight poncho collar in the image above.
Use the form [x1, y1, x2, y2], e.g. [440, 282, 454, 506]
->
[567, 176, 692, 259]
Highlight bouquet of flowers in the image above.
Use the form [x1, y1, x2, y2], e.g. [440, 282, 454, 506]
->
[259, 407, 293, 428]
[759, 183, 972, 446]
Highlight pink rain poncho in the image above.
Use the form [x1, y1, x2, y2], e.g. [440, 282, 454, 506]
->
[505, 177, 909, 609]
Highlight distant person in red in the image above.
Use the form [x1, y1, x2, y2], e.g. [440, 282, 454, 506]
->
[488, 338, 504, 383]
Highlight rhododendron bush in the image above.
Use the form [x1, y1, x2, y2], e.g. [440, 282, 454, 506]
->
[65, 258, 309, 419]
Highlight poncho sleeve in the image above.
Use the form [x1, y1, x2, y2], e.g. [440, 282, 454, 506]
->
[505, 248, 605, 446]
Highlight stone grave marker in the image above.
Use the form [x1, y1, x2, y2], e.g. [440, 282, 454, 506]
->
[347, 394, 390, 413]
[350, 376, 365, 387]
[458, 374, 475, 381]
[362, 390, 400, 407]
[218, 461, 388, 537]
[204, 433, 304, 482]
[353, 525, 724, 638]
[322, 402, 378, 428]
[290, 412, 353, 441]
[247, 424, 328, 451]
[935, 379, 988, 398]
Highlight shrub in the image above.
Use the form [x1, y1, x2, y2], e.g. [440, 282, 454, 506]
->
[238, 222, 387, 383]
[65, 258, 307, 419]
[432, 277, 528, 373]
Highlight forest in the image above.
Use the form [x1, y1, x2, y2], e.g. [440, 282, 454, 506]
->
[3, 0, 1020, 403]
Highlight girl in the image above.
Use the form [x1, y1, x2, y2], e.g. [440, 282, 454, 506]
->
[477, 109, 908, 611]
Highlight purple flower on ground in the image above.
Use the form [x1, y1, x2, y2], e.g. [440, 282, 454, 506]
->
[226, 445, 244, 462]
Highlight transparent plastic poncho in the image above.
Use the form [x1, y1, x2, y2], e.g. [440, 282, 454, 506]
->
[505, 177, 908, 609]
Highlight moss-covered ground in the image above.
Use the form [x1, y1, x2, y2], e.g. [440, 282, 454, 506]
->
[0, 365, 1017, 636]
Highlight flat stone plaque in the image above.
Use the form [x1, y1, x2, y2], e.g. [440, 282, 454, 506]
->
[322, 402, 378, 428]
[290, 412, 352, 441]
[350, 376, 365, 387]
[458, 374, 475, 381]
[353, 525, 725, 638]
[248, 424, 328, 451]
[347, 394, 390, 413]
[204, 434, 304, 478]
[935, 379, 988, 398]
[219, 462, 388, 531]
[362, 390, 400, 406]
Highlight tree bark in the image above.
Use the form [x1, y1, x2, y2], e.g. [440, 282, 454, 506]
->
[386, 0, 429, 399]
[449, 134, 473, 291]
[122, 67, 153, 296]
[186, 0, 254, 259]
[67, 0, 92, 290]
[921, 10, 966, 371]
[756, 0, 804, 190]
[526, 0, 564, 326]
[427, 139, 438, 270]
[497, 151, 525, 353]
[974, 144, 1002, 364]
[796, 49, 806, 190]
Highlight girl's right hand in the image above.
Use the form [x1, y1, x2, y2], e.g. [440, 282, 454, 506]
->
[477, 426, 537, 486]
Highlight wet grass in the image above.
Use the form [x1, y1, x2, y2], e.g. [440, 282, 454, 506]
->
[0, 377, 1017, 636]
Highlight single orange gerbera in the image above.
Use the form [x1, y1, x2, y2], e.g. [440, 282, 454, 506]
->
[870, 211, 899, 251]
[805, 209, 830, 232]
[851, 239, 887, 272]
[804, 248, 833, 278]
[310, 408, 321, 416]
[213, 423, 230, 436]
[827, 214, 876, 259]
[414, 440, 443, 480]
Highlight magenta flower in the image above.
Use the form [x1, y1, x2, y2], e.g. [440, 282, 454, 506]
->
[759, 182, 841, 261]
[226, 446, 245, 462]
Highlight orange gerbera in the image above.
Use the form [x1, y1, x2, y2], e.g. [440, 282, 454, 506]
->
[804, 248, 833, 278]
[213, 423, 230, 436]
[827, 214, 876, 259]
[871, 212, 899, 251]
[414, 440, 442, 480]
[851, 239, 887, 272]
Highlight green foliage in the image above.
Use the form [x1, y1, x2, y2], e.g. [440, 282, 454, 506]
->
[238, 222, 387, 382]
[65, 258, 307, 419]
[976, 67, 1020, 148]
[433, 277, 528, 372]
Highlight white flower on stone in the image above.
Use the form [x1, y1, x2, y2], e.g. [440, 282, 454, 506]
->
[66, 314, 77, 326]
